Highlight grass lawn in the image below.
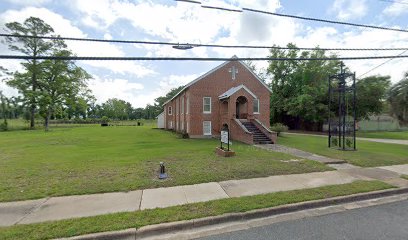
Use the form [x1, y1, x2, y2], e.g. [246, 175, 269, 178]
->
[0, 126, 330, 202]
[0, 180, 392, 240]
[402, 175, 408, 180]
[2, 118, 157, 131]
[279, 134, 408, 167]
[356, 130, 408, 140]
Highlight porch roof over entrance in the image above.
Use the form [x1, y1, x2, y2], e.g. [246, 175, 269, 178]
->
[218, 84, 257, 100]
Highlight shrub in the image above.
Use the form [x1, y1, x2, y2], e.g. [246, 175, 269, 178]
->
[271, 123, 288, 136]
[0, 119, 8, 131]
[181, 131, 189, 139]
[101, 116, 110, 124]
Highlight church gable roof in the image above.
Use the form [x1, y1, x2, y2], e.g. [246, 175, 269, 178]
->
[218, 85, 257, 100]
[163, 56, 271, 106]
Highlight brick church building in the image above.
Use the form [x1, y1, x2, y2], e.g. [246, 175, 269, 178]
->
[160, 56, 277, 144]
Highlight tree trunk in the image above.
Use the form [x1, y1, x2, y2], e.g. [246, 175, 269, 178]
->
[30, 104, 35, 129]
[30, 65, 37, 129]
[44, 109, 50, 131]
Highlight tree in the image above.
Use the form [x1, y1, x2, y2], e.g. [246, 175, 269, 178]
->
[150, 85, 184, 118]
[355, 75, 391, 120]
[4, 17, 55, 128]
[64, 90, 95, 119]
[37, 42, 91, 130]
[388, 73, 408, 124]
[0, 91, 8, 130]
[267, 43, 340, 130]
[0, 66, 10, 76]
[101, 98, 133, 120]
[244, 60, 268, 82]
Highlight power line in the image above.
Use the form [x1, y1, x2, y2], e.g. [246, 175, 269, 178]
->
[176, 0, 408, 33]
[358, 50, 408, 78]
[1, 33, 408, 51]
[1, 55, 408, 61]
[378, 0, 408, 5]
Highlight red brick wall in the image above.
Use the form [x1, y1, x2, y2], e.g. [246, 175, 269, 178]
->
[164, 60, 271, 140]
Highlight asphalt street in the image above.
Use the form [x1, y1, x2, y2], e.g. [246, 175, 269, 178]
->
[197, 199, 408, 240]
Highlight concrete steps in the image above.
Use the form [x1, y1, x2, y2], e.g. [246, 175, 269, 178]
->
[242, 121, 272, 144]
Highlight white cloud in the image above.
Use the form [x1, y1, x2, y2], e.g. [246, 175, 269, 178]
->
[89, 73, 200, 108]
[73, 0, 237, 43]
[2, 0, 407, 108]
[0, 7, 155, 78]
[88, 77, 143, 103]
[4, 0, 51, 7]
[158, 74, 200, 92]
[103, 33, 113, 40]
[0, 81, 19, 98]
[83, 61, 155, 78]
[383, 2, 408, 17]
[330, 0, 368, 20]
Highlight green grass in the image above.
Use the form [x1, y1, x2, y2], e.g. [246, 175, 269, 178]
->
[0, 180, 392, 240]
[2, 118, 157, 131]
[402, 175, 408, 180]
[0, 126, 330, 202]
[357, 130, 408, 140]
[279, 134, 408, 167]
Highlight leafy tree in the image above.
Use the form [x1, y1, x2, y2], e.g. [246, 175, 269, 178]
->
[388, 73, 408, 124]
[133, 107, 144, 119]
[0, 66, 10, 76]
[4, 17, 55, 128]
[101, 98, 132, 120]
[244, 60, 268, 82]
[37, 41, 91, 130]
[355, 75, 391, 120]
[267, 43, 391, 130]
[151, 85, 184, 118]
[267, 43, 340, 130]
[0, 91, 8, 130]
[64, 90, 95, 119]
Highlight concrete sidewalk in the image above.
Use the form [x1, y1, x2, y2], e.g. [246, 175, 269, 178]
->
[254, 144, 346, 164]
[1, 164, 408, 227]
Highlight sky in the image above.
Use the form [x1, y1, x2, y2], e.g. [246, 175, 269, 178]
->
[0, 0, 407, 108]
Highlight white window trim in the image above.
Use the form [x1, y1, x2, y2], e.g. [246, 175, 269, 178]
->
[253, 99, 260, 114]
[203, 97, 211, 114]
[203, 121, 212, 135]
[168, 106, 172, 115]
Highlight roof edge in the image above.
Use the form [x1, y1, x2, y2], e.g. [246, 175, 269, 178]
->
[239, 60, 272, 93]
[162, 56, 272, 106]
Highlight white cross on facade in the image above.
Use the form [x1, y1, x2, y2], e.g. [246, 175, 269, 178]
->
[229, 66, 238, 80]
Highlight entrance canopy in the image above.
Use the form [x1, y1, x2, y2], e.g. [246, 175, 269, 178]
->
[218, 84, 257, 100]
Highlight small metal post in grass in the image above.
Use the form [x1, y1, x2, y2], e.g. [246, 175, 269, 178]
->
[159, 162, 168, 179]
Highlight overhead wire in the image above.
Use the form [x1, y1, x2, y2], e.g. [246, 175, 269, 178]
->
[358, 50, 408, 78]
[176, 0, 408, 33]
[1, 33, 408, 51]
[1, 2, 407, 65]
[1, 55, 408, 61]
[378, 0, 408, 5]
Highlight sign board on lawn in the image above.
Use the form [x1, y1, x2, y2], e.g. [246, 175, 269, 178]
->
[221, 130, 229, 144]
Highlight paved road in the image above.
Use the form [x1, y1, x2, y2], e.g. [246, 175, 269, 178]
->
[197, 199, 408, 240]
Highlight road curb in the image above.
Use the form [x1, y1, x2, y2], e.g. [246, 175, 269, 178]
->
[59, 187, 408, 240]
